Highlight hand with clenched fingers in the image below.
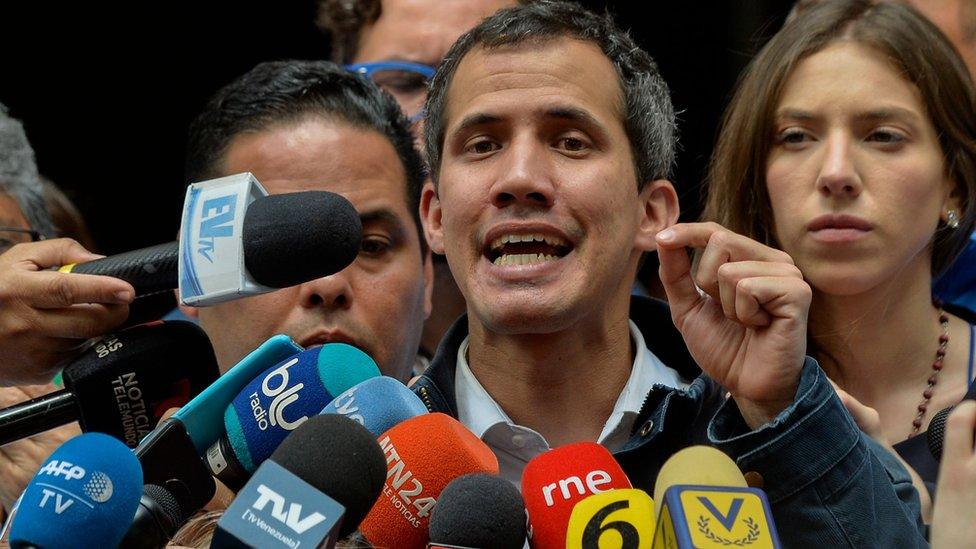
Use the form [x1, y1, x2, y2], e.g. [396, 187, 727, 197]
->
[0, 239, 134, 385]
[656, 222, 811, 429]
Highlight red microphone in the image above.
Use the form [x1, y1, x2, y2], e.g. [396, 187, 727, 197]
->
[521, 442, 632, 548]
[359, 413, 499, 549]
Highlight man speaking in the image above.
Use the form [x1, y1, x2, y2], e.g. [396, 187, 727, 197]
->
[415, 1, 927, 545]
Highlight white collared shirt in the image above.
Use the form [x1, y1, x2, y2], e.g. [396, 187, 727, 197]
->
[454, 320, 689, 486]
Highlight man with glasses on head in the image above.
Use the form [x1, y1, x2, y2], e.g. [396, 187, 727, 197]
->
[318, 0, 525, 364]
[346, 62, 435, 124]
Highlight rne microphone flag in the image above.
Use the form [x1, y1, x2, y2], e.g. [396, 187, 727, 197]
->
[521, 442, 632, 548]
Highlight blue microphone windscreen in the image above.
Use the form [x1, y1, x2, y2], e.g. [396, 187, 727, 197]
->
[224, 343, 380, 472]
[10, 432, 142, 549]
[321, 376, 428, 436]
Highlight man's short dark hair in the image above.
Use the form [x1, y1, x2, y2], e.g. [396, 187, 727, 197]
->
[185, 60, 426, 248]
[316, 0, 383, 64]
[423, 0, 676, 190]
[315, 0, 537, 64]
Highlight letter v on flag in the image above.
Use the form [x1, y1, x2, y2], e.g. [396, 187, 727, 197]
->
[653, 486, 781, 548]
[698, 496, 743, 531]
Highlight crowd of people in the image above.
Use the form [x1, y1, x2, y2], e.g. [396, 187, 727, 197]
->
[1, 0, 975, 547]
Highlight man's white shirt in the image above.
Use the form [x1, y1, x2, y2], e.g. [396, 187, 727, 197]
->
[455, 320, 689, 486]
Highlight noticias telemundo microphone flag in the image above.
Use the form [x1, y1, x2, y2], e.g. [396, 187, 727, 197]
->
[566, 488, 655, 548]
[652, 446, 780, 549]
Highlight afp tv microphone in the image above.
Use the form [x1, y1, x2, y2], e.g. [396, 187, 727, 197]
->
[652, 446, 781, 548]
[9, 432, 143, 549]
[60, 174, 362, 303]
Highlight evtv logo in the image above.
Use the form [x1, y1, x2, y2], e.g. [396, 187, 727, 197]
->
[252, 484, 326, 534]
[197, 194, 237, 263]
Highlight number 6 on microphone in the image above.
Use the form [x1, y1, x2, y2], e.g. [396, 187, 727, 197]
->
[565, 489, 654, 549]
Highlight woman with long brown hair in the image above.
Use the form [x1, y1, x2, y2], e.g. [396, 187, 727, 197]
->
[703, 0, 976, 496]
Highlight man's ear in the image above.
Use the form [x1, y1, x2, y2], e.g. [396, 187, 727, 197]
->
[420, 180, 446, 255]
[635, 179, 680, 252]
[175, 288, 200, 319]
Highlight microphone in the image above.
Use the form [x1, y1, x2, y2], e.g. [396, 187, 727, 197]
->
[927, 405, 957, 462]
[125, 336, 305, 546]
[211, 414, 387, 548]
[359, 413, 500, 549]
[9, 432, 143, 549]
[427, 473, 527, 549]
[61, 182, 362, 301]
[651, 446, 781, 548]
[521, 442, 632, 548]
[205, 343, 381, 490]
[118, 484, 189, 549]
[320, 375, 428, 436]
[565, 489, 655, 548]
[0, 320, 219, 447]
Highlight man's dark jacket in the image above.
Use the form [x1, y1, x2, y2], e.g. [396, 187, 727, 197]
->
[412, 296, 928, 547]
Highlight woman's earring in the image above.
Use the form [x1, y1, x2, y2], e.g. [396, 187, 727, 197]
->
[947, 209, 960, 229]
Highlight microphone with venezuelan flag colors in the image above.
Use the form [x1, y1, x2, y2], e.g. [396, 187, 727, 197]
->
[651, 446, 781, 548]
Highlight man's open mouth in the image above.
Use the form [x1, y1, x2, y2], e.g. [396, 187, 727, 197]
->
[485, 233, 572, 266]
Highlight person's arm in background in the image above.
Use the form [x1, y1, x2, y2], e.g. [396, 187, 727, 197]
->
[831, 383, 933, 522]
[931, 400, 976, 549]
[0, 239, 133, 385]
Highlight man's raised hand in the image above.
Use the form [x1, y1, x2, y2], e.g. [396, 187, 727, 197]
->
[656, 222, 811, 428]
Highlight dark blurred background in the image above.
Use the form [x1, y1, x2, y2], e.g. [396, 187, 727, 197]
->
[0, 0, 794, 254]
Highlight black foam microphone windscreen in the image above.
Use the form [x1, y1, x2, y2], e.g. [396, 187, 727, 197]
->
[271, 414, 387, 537]
[928, 405, 955, 462]
[64, 190, 362, 296]
[428, 473, 527, 549]
[243, 190, 362, 288]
